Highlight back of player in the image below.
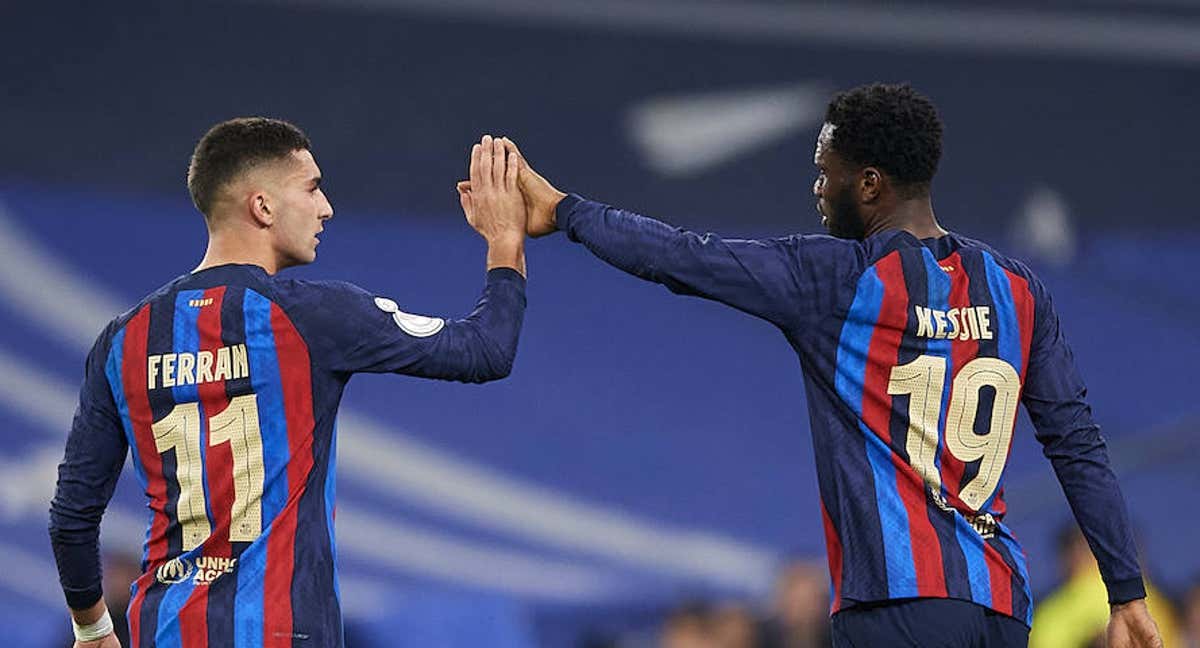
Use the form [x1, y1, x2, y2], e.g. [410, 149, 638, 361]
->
[111, 269, 335, 647]
[819, 233, 1041, 623]
[501, 81, 1160, 646]
[60, 259, 524, 647]
[49, 123, 529, 648]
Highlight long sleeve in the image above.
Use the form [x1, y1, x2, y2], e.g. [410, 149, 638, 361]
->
[282, 268, 526, 382]
[48, 326, 128, 610]
[555, 194, 837, 330]
[1022, 279, 1145, 604]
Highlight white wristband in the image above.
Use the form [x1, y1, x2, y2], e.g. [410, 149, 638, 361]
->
[72, 609, 114, 642]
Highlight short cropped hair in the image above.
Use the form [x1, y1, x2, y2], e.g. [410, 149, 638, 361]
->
[824, 83, 943, 196]
[187, 117, 311, 216]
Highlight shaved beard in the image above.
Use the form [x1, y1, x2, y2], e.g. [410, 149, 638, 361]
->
[824, 183, 868, 240]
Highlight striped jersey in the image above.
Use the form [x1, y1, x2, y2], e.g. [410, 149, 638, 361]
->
[554, 194, 1146, 625]
[50, 264, 525, 647]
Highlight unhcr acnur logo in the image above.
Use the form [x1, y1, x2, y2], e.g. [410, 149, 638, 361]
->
[156, 557, 194, 585]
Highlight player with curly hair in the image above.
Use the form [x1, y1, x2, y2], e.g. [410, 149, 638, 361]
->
[463, 83, 1164, 647]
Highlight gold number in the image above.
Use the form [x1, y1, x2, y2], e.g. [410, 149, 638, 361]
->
[152, 402, 211, 549]
[208, 394, 265, 543]
[887, 355, 1020, 511]
[944, 358, 1020, 509]
[887, 355, 946, 492]
[151, 394, 266, 549]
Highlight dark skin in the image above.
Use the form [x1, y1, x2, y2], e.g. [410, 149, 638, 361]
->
[468, 135, 1163, 648]
[812, 122, 948, 241]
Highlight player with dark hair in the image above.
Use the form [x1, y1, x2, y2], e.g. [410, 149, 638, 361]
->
[463, 84, 1163, 646]
[49, 123, 528, 647]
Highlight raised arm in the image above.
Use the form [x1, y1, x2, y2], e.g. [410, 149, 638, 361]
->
[482, 138, 819, 329]
[49, 327, 127, 647]
[290, 135, 527, 382]
[288, 269, 525, 382]
[1022, 280, 1162, 647]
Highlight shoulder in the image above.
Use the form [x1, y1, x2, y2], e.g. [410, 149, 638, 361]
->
[263, 276, 389, 333]
[268, 277, 368, 305]
[952, 234, 1034, 275]
[98, 274, 188, 348]
[780, 232, 873, 270]
[954, 234, 1047, 290]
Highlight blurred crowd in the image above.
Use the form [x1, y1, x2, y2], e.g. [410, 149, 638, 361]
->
[656, 560, 831, 648]
[55, 524, 1200, 647]
[639, 521, 1200, 648]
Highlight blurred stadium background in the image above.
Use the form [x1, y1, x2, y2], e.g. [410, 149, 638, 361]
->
[2, 1, 1198, 646]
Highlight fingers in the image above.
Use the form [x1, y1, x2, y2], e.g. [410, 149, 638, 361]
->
[479, 134, 494, 188]
[469, 142, 482, 188]
[503, 138, 539, 191]
[456, 180, 471, 193]
[458, 185, 474, 221]
[501, 138, 521, 171]
[503, 142, 519, 190]
[491, 135, 505, 186]
[503, 136, 523, 159]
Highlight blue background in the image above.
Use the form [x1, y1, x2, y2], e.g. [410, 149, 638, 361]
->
[1, 2, 1197, 646]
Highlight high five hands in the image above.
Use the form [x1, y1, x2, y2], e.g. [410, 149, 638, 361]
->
[457, 134, 528, 276]
[457, 136, 566, 241]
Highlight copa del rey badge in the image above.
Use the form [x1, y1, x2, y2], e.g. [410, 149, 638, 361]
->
[374, 297, 445, 338]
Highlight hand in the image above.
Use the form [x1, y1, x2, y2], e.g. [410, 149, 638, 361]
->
[459, 134, 526, 244]
[457, 134, 526, 275]
[71, 600, 121, 648]
[75, 633, 121, 648]
[1107, 599, 1163, 648]
[458, 138, 565, 238]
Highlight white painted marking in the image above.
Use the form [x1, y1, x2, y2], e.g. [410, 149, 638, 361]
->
[629, 82, 827, 177]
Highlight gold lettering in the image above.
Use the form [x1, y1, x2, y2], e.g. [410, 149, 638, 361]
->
[978, 307, 993, 340]
[162, 353, 177, 388]
[232, 344, 248, 380]
[963, 307, 978, 340]
[148, 355, 161, 390]
[177, 353, 196, 386]
[932, 310, 948, 339]
[915, 306, 934, 338]
[214, 347, 232, 382]
[197, 351, 214, 383]
[945, 308, 960, 340]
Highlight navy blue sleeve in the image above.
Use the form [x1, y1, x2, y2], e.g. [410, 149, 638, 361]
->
[48, 324, 128, 610]
[280, 268, 526, 382]
[1021, 277, 1146, 604]
[555, 194, 848, 329]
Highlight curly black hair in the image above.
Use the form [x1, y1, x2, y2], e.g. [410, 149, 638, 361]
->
[187, 117, 311, 217]
[824, 83, 943, 197]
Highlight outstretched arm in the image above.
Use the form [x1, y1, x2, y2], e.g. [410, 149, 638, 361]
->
[462, 139, 818, 329]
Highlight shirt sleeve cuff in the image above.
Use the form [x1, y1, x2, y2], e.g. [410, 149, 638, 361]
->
[554, 193, 587, 238]
[485, 266, 527, 287]
[1105, 575, 1147, 604]
[64, 585, 103, 611]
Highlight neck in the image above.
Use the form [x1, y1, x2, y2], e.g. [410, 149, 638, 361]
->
[194, 224, 279, 275]
[864, 195, 947, 240]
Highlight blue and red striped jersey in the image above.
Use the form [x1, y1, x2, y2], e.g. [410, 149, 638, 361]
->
[554, 194, 1146, 625]
[50, 264, 525, 647]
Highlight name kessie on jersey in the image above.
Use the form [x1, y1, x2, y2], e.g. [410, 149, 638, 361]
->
[914, 305, 993, 341]
[147, 344, 249, 390]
